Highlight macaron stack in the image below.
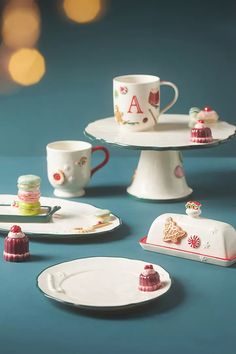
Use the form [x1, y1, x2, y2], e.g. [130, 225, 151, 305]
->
[17, 175, 41, 215]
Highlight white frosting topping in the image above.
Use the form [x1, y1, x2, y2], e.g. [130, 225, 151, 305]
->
[142, 268, 156, 276]
[194, 121, 206, 129]
[7, 231, 25, 239]
[197, 110, 219, 121]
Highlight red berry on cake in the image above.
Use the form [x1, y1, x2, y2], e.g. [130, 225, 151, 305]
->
[10, 225, 22, 233]
[144, 264, 153, 270]
[203, 106, 212, 112]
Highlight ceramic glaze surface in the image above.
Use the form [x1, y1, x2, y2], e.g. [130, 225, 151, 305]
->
[0, 195, 121, 238]
[37, 257, 171, 309]
[126, 150, 192, 200]
[141, 213, 236, 266]
[85, 114, 236, 200]
[46, 141, 109, 197]
[1, 155, 236, 354]
[85, 114, 235, 149]
[113, 75, 178, 132]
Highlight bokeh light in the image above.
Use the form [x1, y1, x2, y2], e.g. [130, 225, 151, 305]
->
[2, 0, 41, 49]
[8, 48, 46, 86]
[0, 45, 19, 94]
[63, 0, 104, 24]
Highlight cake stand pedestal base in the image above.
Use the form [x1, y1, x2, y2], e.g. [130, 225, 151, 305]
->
[127, 150, 192, 201]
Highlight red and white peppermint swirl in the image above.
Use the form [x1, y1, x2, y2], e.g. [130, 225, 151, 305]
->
[188, 235, 201, 248]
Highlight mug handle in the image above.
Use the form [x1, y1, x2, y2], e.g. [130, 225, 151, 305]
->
[160, 81, 179, 115]
[91, 146, 110, 176]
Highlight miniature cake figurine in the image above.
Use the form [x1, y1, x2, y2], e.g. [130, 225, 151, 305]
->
[185, 201, 202, 218]
[3, 225, 30, 262]
[197, 106, 219, 123]
[191, 120, 213, 143]
[17, 175, 41, 216]
[139, 203, 236, 266]
[139, 264, 161, 292]
[189, 106, 219, 127]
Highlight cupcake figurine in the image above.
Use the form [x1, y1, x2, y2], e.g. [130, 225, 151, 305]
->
[139, 264, 161, 292]
[17, 175, 41, 216]
[197, 106, 219, 124]
[191, 120, 213, 143]
[185, 201, 202, 218]
[189, 106, 219, 128]
[4, 225, 30, 262]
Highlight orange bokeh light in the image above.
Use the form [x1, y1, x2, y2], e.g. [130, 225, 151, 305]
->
[8, 48, 46, 86]
[0, 45, 19, 94]
[2, 0, 41, 49]
[63, 0, 103, 23]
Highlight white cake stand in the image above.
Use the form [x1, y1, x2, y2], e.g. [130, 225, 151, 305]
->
[85, 114, 236, 201]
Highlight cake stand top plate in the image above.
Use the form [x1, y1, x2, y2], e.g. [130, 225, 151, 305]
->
[85, 114, 236, 151]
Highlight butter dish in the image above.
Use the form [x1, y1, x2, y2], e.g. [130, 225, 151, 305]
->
[140, 201, 236, 266]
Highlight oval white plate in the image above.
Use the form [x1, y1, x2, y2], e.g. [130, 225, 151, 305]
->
[37, 257, 171, 310]
[0, 195, 121, 238]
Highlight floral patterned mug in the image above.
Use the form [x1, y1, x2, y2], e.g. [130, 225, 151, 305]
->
[113, 74, 179, 132]
[46, 141, 109, 197]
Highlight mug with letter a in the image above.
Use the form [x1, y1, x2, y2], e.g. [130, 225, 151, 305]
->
[113, 74, 179, 132]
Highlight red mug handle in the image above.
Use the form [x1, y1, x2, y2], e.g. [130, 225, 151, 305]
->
[91, 146, 110, 176]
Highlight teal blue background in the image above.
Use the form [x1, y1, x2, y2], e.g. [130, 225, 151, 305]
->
[1, 2, 236, 352]
[0, 0, 236, 156]
[0, 156, 236, 354]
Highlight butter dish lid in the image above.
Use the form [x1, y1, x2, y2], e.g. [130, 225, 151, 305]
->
[141, 201, 236, 267]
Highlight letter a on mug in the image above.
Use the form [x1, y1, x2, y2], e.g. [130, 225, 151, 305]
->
[127, 95, 143, 114]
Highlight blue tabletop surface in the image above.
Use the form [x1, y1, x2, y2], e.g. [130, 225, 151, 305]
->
[0, 155, 236, 354]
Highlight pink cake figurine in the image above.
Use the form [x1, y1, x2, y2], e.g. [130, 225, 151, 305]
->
[189, 106, 219, 127]
[3, 225, 30, 262]
[197, 106, 219, 123]
[139, 264, 161, 292]
[191, 120, 213, 143]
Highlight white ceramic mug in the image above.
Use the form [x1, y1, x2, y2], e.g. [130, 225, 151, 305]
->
[113, 74, 179, 132]
[46, 141, 109, 198]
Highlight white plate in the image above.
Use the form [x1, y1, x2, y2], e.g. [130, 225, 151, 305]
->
[0, 195, 121, 238]
[85, 115, 236, 150]
[37, 257, 171, 310]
